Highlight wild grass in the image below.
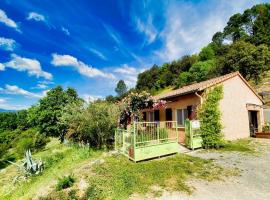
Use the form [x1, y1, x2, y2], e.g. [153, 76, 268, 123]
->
[0, 138, 102, 200]
[86, 154, 232, 200]
[219, 139, 257, 154]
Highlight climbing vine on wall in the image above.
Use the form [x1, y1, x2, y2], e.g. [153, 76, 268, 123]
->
[198, 85, 224, 148]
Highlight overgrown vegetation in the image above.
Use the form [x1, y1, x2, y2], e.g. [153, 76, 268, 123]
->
[56, 175, 75, 191]
[198, 86, 224, 148]
[86, 154, 233, 200]
[0, 139, 102, 200]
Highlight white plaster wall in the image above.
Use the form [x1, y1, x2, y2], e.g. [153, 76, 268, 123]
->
[219, 76, 263, 140]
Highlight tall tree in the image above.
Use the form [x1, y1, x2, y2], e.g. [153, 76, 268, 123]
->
[220, 40, 270, 83]
[115, 80, 127, 96]
[29, 86, 82, 141]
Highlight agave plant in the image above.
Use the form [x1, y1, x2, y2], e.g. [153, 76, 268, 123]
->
[8, 149, 44, 184]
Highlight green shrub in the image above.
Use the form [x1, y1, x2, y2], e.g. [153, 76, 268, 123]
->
[198, 85, 224, 148]
[15, 128, 50, 156]
[56, 175, 75, 191]
[262, 123, 270, 132]
[61, 101, 120, 149]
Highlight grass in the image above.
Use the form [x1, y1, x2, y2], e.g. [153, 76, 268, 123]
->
[0, 138, 238, 200]
[199, 139, 258, 155]
[86, 154, 236, 200]
[152, 86, 174, 96]
[219, 139, 257, 154]
[0, 138, 102, 200]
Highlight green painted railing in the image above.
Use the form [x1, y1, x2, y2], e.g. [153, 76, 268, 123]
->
[185, 119, 202, 150]
[115, 121, 179, 162]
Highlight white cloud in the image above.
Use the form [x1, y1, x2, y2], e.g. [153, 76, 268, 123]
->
[134, 14, 157, 45]
[61, 27, 70, 36]
[36, 83, 47, 89]
[0, 63, 4, 71]
[155, 0, 265, 62]
[113, 64, 145, 87]
[0, 98, 6, 103]
[82, 94, 103, 103]
[51, 53, 115, 79]
[27, 12, 45, 22]
[89, 48, 107, 60]
[0, 37, 17, 51]
[114, 64, 137, 75]
[0, 84, 44, 98]
[0, 9, 18, 30]
[1, 54, 52, 80]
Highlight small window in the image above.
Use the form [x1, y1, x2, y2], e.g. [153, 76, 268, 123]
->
[149, 112, 154, 122]
[165, 108, 172, 121]
[154, 110, 160, 121]
[176, 109, 188, 127]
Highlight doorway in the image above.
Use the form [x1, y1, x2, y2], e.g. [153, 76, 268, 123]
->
[248, 110, 258, 136]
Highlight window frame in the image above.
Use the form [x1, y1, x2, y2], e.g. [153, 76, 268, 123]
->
[176, 108, 188, 127]
[149, 111, 154, 122]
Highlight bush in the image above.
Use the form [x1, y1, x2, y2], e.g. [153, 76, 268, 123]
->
[56, 175, 75, 191]
[262, 123, 270, 132]
[15, 128, 50, 156]
[198, 85, 224, 148]
[61, 101, 120, 149]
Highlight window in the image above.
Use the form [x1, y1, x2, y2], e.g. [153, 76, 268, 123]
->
[154, 110, 160, 121]
[176, 109, 188, 127]
[149, 112, 154, 122]
[142, 112, 146, 121]
[165, 108, 172, 121]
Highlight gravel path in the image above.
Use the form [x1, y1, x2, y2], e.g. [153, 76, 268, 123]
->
[156, 138, 270, 200]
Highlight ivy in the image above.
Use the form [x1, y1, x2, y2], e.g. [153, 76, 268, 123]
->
[198, 85, 224, 148]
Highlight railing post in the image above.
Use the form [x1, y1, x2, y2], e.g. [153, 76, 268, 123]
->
[157, 122, 159, 142]
[133, 122, 136, 149]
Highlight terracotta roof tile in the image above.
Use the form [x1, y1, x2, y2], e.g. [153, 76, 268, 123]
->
[154, 71, 263, 102]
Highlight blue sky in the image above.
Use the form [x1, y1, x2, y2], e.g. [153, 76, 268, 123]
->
[0, 0, 269, 110]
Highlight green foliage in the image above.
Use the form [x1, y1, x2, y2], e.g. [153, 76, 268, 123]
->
[56, 175, 75, 191]
[0, 112, 18, 131]
[219, 40, 270, 83]
[115, 80, 127, 96]
[221, 4, 270, 45]
[199, 44, 215, 61]
[29, 86, 82, 140]
[189, 59, 217, 82]
[15, 128, 50, 156]
[61, 101, 120, 149]
[86, 154, 227, 199]
[262, 123, 270, 132]
[198, 86, 224, 148]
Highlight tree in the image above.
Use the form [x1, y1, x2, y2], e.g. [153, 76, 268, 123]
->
[189, 59, 217, 82]
[30, 86, 82, 141]
[220, 40, 270, 83]
[199, 45, 215, 61]
[61, 101, 120, 149]
[115, 80, 127, 96]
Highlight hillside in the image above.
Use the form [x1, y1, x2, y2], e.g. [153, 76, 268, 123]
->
[135, 4, 270, 102]
[253, 71, 270, 106]
[0, 138, 233, 200]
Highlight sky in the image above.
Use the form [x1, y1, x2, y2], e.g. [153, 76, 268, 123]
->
[0, 0, 269, 110]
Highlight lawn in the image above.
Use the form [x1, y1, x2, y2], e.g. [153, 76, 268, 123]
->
[0, 139, 237, 200]
[85, 154, 237, 200]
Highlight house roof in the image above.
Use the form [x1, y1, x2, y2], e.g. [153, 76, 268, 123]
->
[154, 71, 264, 102]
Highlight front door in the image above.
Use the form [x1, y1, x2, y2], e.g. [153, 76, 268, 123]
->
[248, 111, 258, 136]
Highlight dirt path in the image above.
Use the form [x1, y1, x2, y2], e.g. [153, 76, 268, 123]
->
[155, 138, 270, 200]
